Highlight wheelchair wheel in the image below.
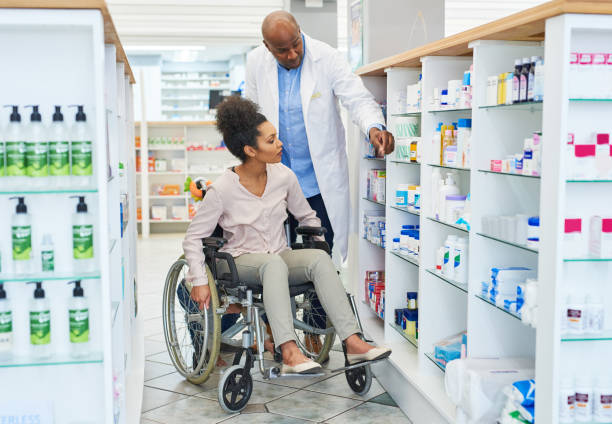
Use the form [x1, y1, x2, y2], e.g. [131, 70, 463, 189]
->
[345, 364, 372, 396]
[293, 290, 336, 364]
[218, 365, 253, 413]
[162, 256, 221, 384]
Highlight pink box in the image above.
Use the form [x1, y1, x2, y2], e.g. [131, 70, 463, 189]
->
[490, 159, 502, 172]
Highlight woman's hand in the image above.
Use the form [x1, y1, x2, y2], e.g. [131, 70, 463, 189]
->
[191, 285, 211, 310]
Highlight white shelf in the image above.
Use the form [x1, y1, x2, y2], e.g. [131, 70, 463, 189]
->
[150, 219, 191, 223]
[149, 195, 185, 199]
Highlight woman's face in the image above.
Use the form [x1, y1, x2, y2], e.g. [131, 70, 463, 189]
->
[249, 120, 283, 163]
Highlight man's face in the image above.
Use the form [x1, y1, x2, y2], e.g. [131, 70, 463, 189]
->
[264, 27, 304, 69]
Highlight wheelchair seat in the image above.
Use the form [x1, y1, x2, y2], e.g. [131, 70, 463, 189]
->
[218, 272, 315, 297]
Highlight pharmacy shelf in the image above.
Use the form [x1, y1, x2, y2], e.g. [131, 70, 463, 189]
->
[149, 195, 185, 199]
[0, 352, 104, 369]
[162, 86, 230, 91]
[389, 322, 418, 348]
[424, 352, 445, 372]
[561, 330, 612, 342]
[109, 239, 118, 253]
[428, 163, 470, 172]
[390, 250, 420, 267]
[137, 172, 186, 176]
[479, 101, 543, 111]
[566, 179, 612, 183]
[0, 271, 101, 283]
[0, 186, 98, 194]
[389, 205, 420, 216]
[477, 232, 538, 253]
[475, 294, 522, 321]
[425, 269, 468, 293]
[426, 216, 469, 233]
[162, 78, 229, 82]
[150, 219, 191, 223]
[362, 301, 384, 321]
[364, 239, 384, 250]
[563, 258, 612, 262]
[391, 111, 421, 117]
[569, 98, 612, 102]
[362, 197, 386, 207]
[112, 301, 120, 328]
[389, 159, 420, 165]
[478, 169, 541, 179]
[428, 107, 472, 113]
[363, 156, 386, 162]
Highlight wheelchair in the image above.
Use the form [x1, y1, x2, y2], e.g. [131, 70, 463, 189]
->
[162, 206, 380, 413]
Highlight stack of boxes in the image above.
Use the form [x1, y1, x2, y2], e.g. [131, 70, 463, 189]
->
[365, 271, 385, 319]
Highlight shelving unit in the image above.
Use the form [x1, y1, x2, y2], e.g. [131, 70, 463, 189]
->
[348, 2, 612, 423]
[135, 121, 239, 236]
[0, 3, 141, 423]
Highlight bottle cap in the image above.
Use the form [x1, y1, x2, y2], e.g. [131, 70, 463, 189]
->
[531, 56, 539, 62]
[0, 284, 6, 300]
[28, 281, 45, 299]
[4, 105, 21, 122]
[565, 218, 582, 233]
[522, 57, 530, 64]
[52, 106, 64, 122]
[69, 105, 87, 122]
[10, 197, 27, 214]
[515, 59, 522, 66]
[68, 280, 84, 297]
[528, 216, 540, 226]
[574, 144, 596, 157]
[596, 133, 610, 145]
[393, 238, 400, 242]
[25, 105, 42, 122]
[70, 196, 88, 213]
[602, 219, 612, 233]
[457, 118, 472, 128]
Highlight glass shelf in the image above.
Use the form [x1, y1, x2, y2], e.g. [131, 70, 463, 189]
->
[477, 233, 538, 253]
[362, 197, 385, 207]
[428, 163, 470, 172]
[478, 169, 540, 179]
[390, 159, 420, 165]
[389, 323, 418, 348]
[0, 352, 104, 368]
[391, 111, 421, 117]
[567, 179, 612, 183]
[569, 98, 612, 102]
[425, 352, 445, 372]
[363, 156, 386, 162]
[425, 269, 468, 293]
[364, 239, 384, 250]
[426, 217, 469, 233]
[389, 205, 420, 216]
[563, 257, 612, 262]
[112, 301, 120, 328]
[475, 294, 522, 321]
[0, 186, 98, 195]
[429, 107, 472, 113]
[561, 330, 612, 342]
[479, 101, 543, 111]
[109, 239, 118, 253]
[0, 271, 101, 283]
[362, 301, 384, 321]
[389, 250, 420, 267]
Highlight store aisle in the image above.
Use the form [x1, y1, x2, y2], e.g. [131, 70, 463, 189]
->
[138, 234, 411, 424]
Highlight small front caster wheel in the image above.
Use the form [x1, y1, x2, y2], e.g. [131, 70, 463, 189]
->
[345, 364, 372, 396]
[218, 365, 253, 413]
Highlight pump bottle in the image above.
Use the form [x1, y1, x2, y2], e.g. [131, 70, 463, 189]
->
[71, 196, 95, 272]
[24, 105, 48, 187]
[68, 280, 90, 357]
[3, 105, 26, 186]
[49, 106, 70, 187]
[10, 196, 33, 274]
[28, 281, 51, 358]
[69, 105, 93, 186]
[438, 173, 460, 222]
[0, 284, 13, 357]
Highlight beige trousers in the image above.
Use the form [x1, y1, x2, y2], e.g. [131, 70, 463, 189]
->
[219, 249, 360, 347]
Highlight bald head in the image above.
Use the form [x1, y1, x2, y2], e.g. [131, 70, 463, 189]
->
[261, 10, 304, 69]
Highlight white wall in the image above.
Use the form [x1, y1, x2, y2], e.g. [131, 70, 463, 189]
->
[290, 0, 338, 47]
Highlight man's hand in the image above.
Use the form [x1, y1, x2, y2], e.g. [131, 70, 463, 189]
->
[369, 127, 395, 157]
[191, 285, 211, 310]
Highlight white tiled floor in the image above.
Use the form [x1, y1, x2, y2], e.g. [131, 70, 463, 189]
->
[138, 234, 412, 424]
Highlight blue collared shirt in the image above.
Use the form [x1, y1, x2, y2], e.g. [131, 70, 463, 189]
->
[278, 35, 384, 198]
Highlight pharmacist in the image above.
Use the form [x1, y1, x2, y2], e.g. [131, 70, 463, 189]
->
[245, 10, 394, 258]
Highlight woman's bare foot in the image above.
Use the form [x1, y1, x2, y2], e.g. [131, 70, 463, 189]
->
[281, 341, 311, 366]
[345, 334, 375, 355]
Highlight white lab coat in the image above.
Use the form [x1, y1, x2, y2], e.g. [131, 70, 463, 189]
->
[245, 33, 385, 259]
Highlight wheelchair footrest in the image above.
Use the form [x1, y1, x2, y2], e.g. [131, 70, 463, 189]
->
[330, 357, 388, 373]
[263, 367, 326, 380]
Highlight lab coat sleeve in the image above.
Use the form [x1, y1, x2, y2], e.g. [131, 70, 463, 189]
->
[330, 50, 385, 137]
[182, 187, 224, 286]
[244, 51, 258, 103]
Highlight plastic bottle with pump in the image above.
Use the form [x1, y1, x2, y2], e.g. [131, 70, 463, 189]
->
[49, 106, 70, 187]
[3, 105, 26, 186]
[438, 173, 460, 222]
[68, 280, 90, 357]
[24, 105, 48, 187]
[10, 196, 33, 274]
[71, 196, 95, 272]
[41, 234, 55, 273]
[28, 281, 51, 358]
[69, 105, 93, 186]
[0, 284, 13, 358]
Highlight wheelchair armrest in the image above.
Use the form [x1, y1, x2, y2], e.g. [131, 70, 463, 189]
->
[292, 240, 331, 255]
[213, 251, 240, 285]
[295, 226, 327, 237]
[202, 237, 227, 250]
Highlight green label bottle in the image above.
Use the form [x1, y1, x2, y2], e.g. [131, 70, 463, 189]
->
[71, 141, 93, 176]
[25, 141, 49, 177]
[49, 141, 70, 176]
[30, 310, 51, 345]
[41, 250, 55, 272]
[73, 225, 94, 259]
[69, 309, 89, 343]
[0, 311, 12, 334]
[12, 225, 32, 261]
[0, 142, 5, 176]
[6, 141, 26, 176]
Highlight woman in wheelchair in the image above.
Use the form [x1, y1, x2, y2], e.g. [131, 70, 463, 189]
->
[182, 96, 391, 375]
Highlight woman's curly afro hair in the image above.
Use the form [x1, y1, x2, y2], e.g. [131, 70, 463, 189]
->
[216, 96, 268, 162]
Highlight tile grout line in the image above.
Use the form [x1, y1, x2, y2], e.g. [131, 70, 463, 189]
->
[319, 400, 366, 423]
